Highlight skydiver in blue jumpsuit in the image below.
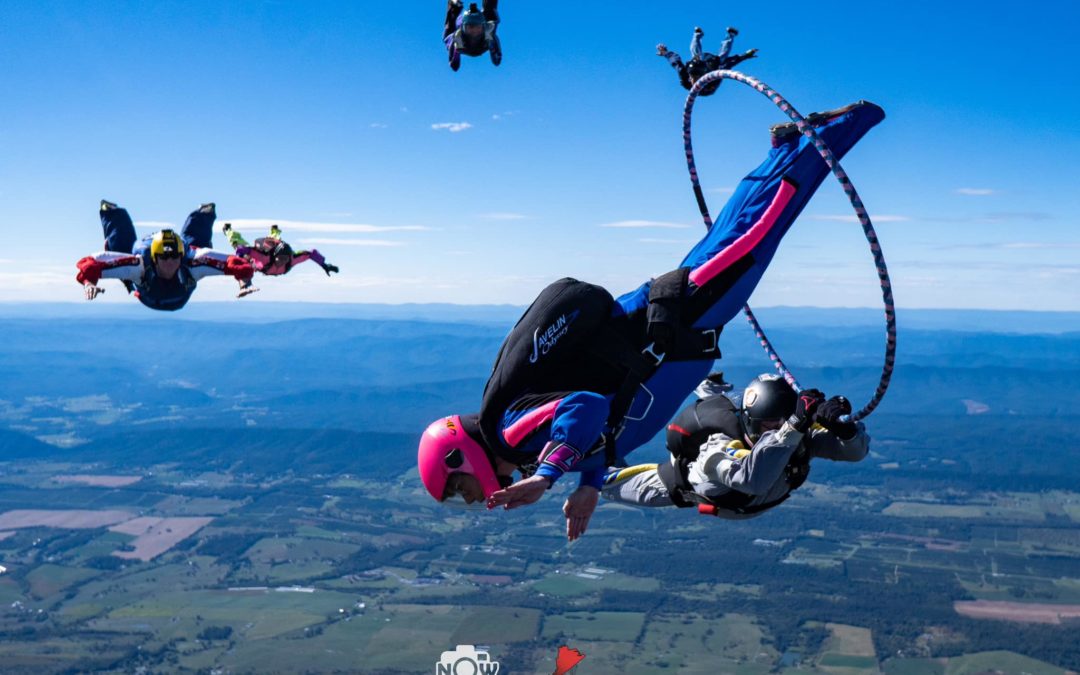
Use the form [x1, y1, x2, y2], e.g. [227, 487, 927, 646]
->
[417, 102, 885, 541]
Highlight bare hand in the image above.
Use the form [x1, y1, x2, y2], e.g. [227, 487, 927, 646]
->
[563, 486, 599, 541]
[656, 43, 668, 56]
[84, 283, 104, 301]
[487, 474, 550, 510]
[746, 48, 759, 58]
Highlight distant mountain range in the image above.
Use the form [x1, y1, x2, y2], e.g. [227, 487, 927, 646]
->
[3, 302, 1079, 333]
[2, 307, 1078, 485]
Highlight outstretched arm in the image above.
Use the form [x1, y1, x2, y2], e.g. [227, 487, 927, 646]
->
[76, 252, 143, 299]
[188, 249, 254, 282]
[487, 392, 610, 509]
[805, 395, 869, 461]
[657, 46, 692, 90]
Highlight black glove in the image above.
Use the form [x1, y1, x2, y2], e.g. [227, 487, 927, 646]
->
[815, 395, 858, 440]
[788, 389, 824, 433]
[322, 263, 339, 276]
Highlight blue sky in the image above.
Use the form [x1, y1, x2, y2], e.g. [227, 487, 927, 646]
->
[1, 1, 1077, 310]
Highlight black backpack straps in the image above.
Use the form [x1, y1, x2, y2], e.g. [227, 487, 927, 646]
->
[643, 267, 722, 364]
[647, 267, 690, 352]
[587, 323, 655, 465]
[655, 459, 699, 509]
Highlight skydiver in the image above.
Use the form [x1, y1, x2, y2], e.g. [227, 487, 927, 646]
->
[222, 223, 339, 278]
[601, 373, 869, 518]
[657, 26, 759, 96]
[443, 0, 501, 71]
[76, 201, 256, 311]
[416, 102, 885, 542]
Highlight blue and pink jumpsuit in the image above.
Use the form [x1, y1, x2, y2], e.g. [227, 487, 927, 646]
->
[485, 102, 886, 491]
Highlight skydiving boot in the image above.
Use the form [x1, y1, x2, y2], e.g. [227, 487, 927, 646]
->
[769, 101, 866, 147]
[237, 278, 259, 298]
[100, 199, 118, 212]
[198, 202, 216, 215]
[221, 222, 232, 235]
[269, 224, 282, 239]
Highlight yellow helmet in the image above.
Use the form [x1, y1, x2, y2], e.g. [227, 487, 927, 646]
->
[150, 229, 184, 260]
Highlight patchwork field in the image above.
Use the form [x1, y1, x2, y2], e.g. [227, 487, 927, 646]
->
[109, 516, 214, 561]
[953, 600, 1080, 624]
[0, 509, 133, 529]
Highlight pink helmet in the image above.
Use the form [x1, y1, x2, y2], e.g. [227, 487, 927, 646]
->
[417, 415, 501, 501]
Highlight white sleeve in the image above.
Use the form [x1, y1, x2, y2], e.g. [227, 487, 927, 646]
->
[93, 252, 144, 282]
[188, 249, 232, 280]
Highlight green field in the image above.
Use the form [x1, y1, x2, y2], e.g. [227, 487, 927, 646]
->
[96, 588, 360, 641]
[532, 570, 660, 597]
[944, 651, 1067, 675]
[883, 501, 1046, 522]
[883, 658, 946, 675]
[0, 636, 140, 673]
[635, 612, 776, 674]
[65, 529, 136, 563]
[542, 611, 646, 641]
[182, 612, 386, 673]
[25, 564, 99, 599]
[820, 653, 879, 668]
[449, 605, 542, 644]
[0, 576, 24, 604]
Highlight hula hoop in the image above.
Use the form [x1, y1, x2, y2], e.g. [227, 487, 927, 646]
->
[681, 70, 896, 422]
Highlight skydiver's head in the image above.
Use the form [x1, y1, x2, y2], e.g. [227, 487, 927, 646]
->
[417, 414, 509, 506]
[740, 374, 797, 443]
[150, 229, 185, 279]
[461, 10, 485, 38]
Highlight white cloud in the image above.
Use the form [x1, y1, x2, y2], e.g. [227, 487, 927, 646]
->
[955, 187, 995, 196]
[224, 219, 429, 233]
[296, 238, 404, 247]
[808, 214, 910, 223]
[478, 212, 528, 220]
[369, 123, 388, 129]
[637, 238, 696, 245]
[431, 122, 473, 133]
[1001, 242, 1080, 249]
[492, 110, 518, 121]
[936, 241, 1080, 251]
[708, 186, 735, 194]
[599, 220, 692, 229]
[134, 221, 177, 229]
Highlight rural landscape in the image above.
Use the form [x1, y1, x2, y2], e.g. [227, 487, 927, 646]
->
[1, 307, 1078, 673]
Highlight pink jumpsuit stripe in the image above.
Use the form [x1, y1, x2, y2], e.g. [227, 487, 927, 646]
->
[688, 177, 798, 288]
[502, 398, 563, 447]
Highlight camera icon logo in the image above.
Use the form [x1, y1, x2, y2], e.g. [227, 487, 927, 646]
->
[436, 644, 500, 675]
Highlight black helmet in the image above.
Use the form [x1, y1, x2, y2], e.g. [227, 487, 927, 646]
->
[740, 374, 796, 441]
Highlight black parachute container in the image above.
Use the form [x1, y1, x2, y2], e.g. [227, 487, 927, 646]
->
[478, 278, 630, 460]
